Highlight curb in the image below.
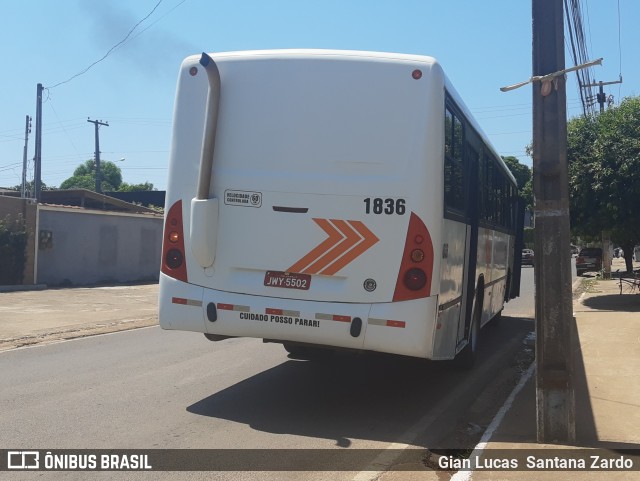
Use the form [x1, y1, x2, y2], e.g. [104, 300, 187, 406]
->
[0, 284, 47, 293]
[572, 277, 583, 292]
[355, 325, 532, 480]
[0, 317, 158, 352]
[445, 274, 586, 479]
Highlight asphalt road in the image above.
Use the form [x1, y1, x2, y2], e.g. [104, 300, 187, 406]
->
[503, 257, 576, 318]
[0, 269, 538, 481]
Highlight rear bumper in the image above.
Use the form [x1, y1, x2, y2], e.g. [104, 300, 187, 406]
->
[159, 274, 438, 359]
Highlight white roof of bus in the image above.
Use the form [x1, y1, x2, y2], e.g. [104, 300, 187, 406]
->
[206, 49, 439, 65]
[201, 49, 517, 186]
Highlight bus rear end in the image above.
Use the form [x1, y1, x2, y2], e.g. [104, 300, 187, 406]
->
[160, 50, 445, 359]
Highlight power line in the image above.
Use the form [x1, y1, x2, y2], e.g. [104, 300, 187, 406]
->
[128, 0, 189, 42]
[564, 0, 597, 116]
[47, 0, 165, 89]
[46, 95, 81, 157]
[584, 0, 594, 59]
[0, 161, 23, 173]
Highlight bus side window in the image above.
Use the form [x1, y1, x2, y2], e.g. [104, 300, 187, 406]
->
[486, 157, 494, 222]
[478, 151, 485, 221]
[495, 168, 503, 226]
[444, 108, 465, 213]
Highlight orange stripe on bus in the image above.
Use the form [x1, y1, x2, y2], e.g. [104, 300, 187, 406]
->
[386, 320, 406, 328]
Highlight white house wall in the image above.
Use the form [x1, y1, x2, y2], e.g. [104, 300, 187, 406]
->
[37, 207, 163, 286]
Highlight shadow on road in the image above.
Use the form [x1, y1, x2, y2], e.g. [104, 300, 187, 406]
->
[187, 317, 533, 450]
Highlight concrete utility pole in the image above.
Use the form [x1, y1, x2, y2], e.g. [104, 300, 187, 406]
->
[34, 84, 43, 202]
[87, 118, 109, 193]
[584, 78, 623, 113]
[21, 115, 32, 198]
[532, 0, 576, 444]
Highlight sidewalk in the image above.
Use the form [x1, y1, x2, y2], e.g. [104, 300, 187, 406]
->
[0, 283, 159, 351]
[468, 257, 640, 480]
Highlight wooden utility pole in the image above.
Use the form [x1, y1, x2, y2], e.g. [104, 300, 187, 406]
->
[87, 118, 109, 193]
[532, 0, 576, 444]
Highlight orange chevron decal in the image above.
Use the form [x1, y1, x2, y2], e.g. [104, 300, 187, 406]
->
[320, 221, 379, 275]
[287, 219, 379, 275]
[286, 219, 343, 274]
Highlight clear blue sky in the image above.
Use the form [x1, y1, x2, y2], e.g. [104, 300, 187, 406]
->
[1, 0, 637, 191]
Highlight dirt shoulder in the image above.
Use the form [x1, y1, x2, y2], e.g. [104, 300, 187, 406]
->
[0, 283, 159, 352]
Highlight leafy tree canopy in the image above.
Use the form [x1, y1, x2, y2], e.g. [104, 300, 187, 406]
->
[568, 96, 640, 271]
[118, 181, 155, 192]
[502, 156, 530, 190]
[502, 155, 533, 210]
[10, 180, 55, 192]
[59, 160, 154, 192]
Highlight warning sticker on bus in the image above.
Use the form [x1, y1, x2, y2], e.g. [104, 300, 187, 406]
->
[224, 190, 262, 208]
[264, 271, 311, 290]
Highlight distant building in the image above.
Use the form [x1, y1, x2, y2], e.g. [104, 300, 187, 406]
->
[104, 190, 166, 209]
[0, 188, 162, 214]
[0, 189, 164, 287]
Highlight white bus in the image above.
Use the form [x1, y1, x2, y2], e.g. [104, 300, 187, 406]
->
[159, 50, 522, 367]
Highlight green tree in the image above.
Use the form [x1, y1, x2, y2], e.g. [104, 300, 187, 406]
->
[10, 180, 55, 193]
[118, 181, 155, 192]
[502, 155, 533, 210]
[59, 160, 154, 193]
[0, 214, 28, 284]
[60, 159, 122, 191]
[567, 96, 640, 272]
[502, 155, 530, 189]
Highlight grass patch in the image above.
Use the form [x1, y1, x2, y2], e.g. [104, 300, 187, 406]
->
[573, 278, 600, 298]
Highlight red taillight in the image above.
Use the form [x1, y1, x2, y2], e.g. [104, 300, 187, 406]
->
[404, 268, 427, 291]
[411, 249, 425, 262]
[393, 212, 434, 301]
[161, 200, 188, 282]
[165, 249, 184, 269]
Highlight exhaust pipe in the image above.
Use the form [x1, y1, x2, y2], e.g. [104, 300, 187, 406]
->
[190, 52, 221, 268]
[196, 52, 221, 200]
